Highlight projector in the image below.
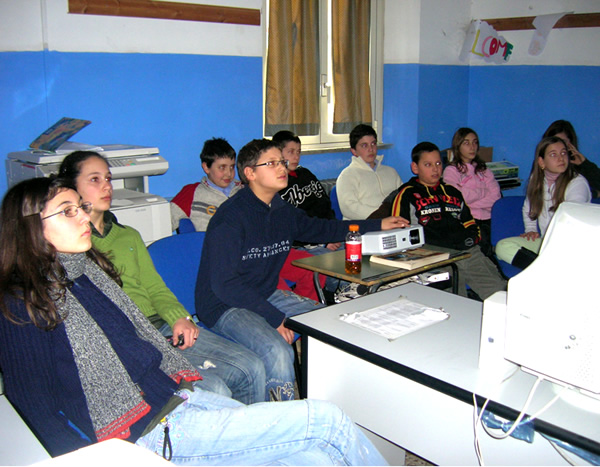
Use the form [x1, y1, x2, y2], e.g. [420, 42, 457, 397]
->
[361, 225, 424, 255]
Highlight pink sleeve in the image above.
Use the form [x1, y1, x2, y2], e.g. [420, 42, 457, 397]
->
[442, 166, 461, 188]
[443, 166, 480, 207]
[475, 169, 501, 210]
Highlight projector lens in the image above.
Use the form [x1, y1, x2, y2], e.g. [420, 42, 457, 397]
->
[409, 229, 420, 245]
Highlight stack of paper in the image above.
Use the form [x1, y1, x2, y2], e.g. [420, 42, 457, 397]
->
[339, 296, 449, 340]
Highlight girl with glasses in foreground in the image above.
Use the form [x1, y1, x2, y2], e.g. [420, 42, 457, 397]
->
[0, 176, 386, 465]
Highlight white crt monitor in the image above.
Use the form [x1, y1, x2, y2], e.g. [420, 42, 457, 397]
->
[503, 202, 600, 397]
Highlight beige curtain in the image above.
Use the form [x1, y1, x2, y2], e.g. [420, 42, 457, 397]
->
[332, 0, 372, 134]
[265, 0, 320, 136]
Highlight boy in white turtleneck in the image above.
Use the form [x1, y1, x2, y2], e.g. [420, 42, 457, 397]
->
[335, 124, 402, 220]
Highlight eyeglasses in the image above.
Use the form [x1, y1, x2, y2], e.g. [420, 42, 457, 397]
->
[40, 202, 93, 220]
[253, 159, 289, 169]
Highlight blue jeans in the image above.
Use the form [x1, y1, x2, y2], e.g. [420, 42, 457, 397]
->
[136, 386, 388, 466]
[213, 289, 322, 401]
[158, 322, 266, 404]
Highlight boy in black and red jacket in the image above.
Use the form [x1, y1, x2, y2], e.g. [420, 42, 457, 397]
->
[369, 141, 506, 300]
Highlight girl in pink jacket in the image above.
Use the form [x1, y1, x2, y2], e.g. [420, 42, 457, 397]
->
[443, 128, 501, 257]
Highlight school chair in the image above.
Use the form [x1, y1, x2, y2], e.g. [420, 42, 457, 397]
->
[329, 185, 343, 220]
[148, 230, 205, 316]
[490, 196, 525, 279]
[177, 218, 196, 234]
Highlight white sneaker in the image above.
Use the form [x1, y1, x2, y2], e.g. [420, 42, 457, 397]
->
[334, 283, 369, 303]
[377, 278, 411, 291]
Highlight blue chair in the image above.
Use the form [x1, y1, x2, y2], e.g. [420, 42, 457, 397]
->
[148, 231, 205, 316]
[329, 185, 343, 220]
[177, 218, 196, 234]
[491, 196, 525, 279]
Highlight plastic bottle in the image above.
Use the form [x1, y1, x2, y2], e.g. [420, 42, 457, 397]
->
[345, 224, 362, 274]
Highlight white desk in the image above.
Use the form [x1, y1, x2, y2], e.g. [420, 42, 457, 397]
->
[0, 395, 50, 465]
[287, 283, 600, 465]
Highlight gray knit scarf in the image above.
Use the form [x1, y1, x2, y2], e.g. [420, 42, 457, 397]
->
[58, 253, 199, 441]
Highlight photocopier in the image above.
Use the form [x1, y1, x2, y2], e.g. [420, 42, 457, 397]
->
[6, 142, 172, 244]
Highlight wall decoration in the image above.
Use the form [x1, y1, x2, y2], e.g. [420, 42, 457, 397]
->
[460, 20, 514, 64]
[529, 13, 570, 56]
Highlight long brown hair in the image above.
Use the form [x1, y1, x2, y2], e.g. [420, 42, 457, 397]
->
[526, 136, 577, 220]
[449, 127, 487, 174]
[0, 177, 121, 330]
[543, 120, 578, 149]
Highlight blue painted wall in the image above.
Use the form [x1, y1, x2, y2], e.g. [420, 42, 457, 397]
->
[1, 51, 263, 198]
[1, 51, 599, 200]
[383, 63, 600, 196]
[468, 65, 600, 182]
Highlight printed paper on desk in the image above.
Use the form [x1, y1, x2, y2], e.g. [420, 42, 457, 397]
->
[339, 296, 449, 341]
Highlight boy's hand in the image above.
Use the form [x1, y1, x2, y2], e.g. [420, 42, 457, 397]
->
[277, 322, 295, 344]
[172, 316, 199, 350]
[326, 242, 341, 251]
[381, 216, 410, 230]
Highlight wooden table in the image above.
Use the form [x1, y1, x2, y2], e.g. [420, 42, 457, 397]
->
[291, 245, 470, 303]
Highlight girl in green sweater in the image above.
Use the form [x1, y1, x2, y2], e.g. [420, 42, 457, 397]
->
[58, 151, 267, 404]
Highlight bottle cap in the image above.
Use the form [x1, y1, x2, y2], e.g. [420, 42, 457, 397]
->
[349, 224, 359, 232]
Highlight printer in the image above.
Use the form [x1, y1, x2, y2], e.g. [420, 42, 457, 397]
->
[6, 143, 172, 245]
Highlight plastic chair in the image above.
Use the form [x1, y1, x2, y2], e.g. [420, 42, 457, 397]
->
[147, 231, 205, 315]
[329, 185, 343, 220]
[177, 218, 196, 234]
[490, 196, 525, 279]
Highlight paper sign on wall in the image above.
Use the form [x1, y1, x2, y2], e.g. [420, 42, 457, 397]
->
[460, 20, 513, 64]
[529, 12, 571, 56]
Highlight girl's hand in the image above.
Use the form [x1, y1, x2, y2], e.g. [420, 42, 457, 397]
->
[520, 231, 540, 241]
[171, 316, 199, 350]
[566, 141, 586, 165]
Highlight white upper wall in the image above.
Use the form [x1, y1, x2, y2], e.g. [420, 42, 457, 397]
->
[384, 0, 600, 66]
[0, 0, 263, 56]
[2, 0, 599, 65]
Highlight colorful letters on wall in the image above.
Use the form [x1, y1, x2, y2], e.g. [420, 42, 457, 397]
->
[460, 20, 514, 64]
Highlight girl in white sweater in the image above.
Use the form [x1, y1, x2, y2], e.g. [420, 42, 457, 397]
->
[496, 136, 591, 269]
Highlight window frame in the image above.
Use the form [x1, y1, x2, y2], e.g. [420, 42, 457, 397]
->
[262, 0, 384, 151]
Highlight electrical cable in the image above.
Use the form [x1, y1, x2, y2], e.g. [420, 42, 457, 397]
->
[481, 376, 542, 440]
[473, 375, 563, 465]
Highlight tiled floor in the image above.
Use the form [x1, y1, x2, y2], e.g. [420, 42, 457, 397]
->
[405, 451, 434, 466]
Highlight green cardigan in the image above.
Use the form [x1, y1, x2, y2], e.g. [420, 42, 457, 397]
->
[91, 212, 189, 329]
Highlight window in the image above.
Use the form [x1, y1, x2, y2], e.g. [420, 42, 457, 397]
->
[264, 0, 384, 149]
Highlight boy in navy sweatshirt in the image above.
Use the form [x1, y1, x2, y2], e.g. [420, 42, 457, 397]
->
[195, 138, 408, 401]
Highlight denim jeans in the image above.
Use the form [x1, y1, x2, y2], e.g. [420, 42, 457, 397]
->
[136, 386, 388, 466]
[212, 289, 322, 401]
[158, 321, 266, 405]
